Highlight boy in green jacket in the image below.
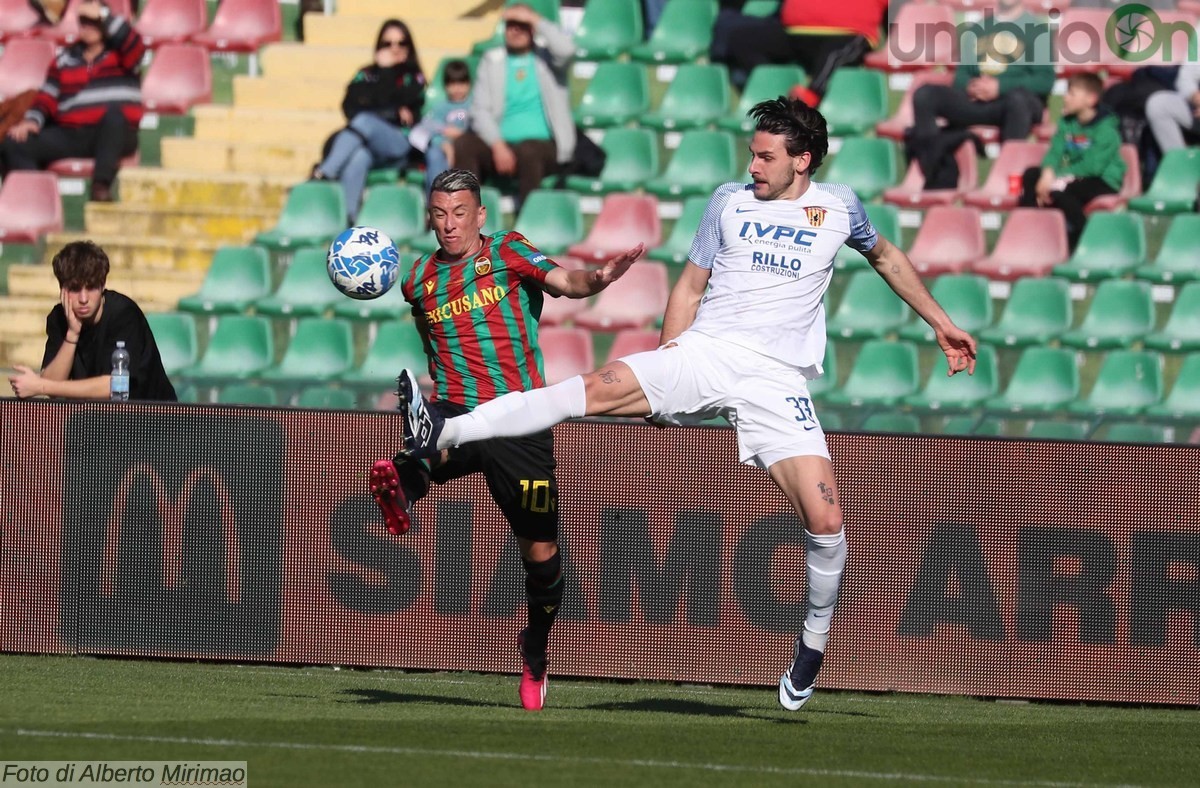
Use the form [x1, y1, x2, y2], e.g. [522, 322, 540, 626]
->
[1020, 72, 1125, 249]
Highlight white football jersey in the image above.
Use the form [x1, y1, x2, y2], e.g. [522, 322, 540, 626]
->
[686, 181, 878, 374]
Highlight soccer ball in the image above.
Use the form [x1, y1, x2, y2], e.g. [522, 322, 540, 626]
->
[327, 226, 401, 300]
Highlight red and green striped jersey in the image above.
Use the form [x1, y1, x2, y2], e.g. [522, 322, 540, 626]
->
[401, 231, 560, 408]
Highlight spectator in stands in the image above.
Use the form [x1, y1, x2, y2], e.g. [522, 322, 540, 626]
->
[711, 0, 888, 105]
[311, 19, 426, 224]
[910, 0, 1054, 143]
[1019, 73, 1125, 250]
[453, 3, 575, 209]
[0, 0, 144, 203]
[1144, 63, 1200, 156]
[410, 59, 472, 196]
[8, 240, 177, 401]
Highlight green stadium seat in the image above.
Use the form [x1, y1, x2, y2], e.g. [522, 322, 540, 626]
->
[174, 384, 199, 403]
[472, 0, 560, 55]
[1129, 147, 1200, 214]
[834, 203, 899, 272]
[255, 247, 343, 318]
[985, 346, 1079, 415]
[818, 409, 844, 431]
[1146, 352, 1200, 419]
[343, 319, 428, 389]
[178, 315, 274, 382]
[254, 181, 347, 251]
[648, 195, 707, 265]
[824, 340, 920, 406]
[1134, 214, 1200, 284]
[1144, 281, 1200, 353]
[410, 186, 503, 255]
[819, 68, 888, 136]
[742, 0, 780, 15]
[1025, 419, 1092, 440]
[645, 130, 739, 199]
[822, 138, 899, 202]
[1098, 421, 1171, 443]
[938, 414, 983, 435]
[808, 341, 839, 397]
[1060, 279, 1154, 350]
[972, 416, 1007, 437]
[898, 274, 993, 344]
[642, 64, 732, 131]
[513, 189, 584, 255]
[629, 0, 717, 64]
[1051, 212, 1146, 282]
[297, 385, 357, 410]
[573, 0, 642, 61]
[903, 344, 999, 412]
[261, 318, 355, 384]
[719, 64, 807, 134]
[1067, 350, 1163, 416]
[574, 61, 650, 128]
[861, 412, 922, 433]
[218, 383, 278, 406]
[357, 184, 426, 249]
[825, 270, 908, 339]
[566, 127, 658, 193]
[177, 245, 272, 315]
[145, 311, 198, 376]
[331, 279, 410, 323]
[979, 277, 1073, 348]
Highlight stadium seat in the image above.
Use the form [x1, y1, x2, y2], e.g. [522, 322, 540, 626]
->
[297, 385, 357, 410]
[825, 269, 908, 339]
[858, 412, 920, 433]
[0, 171, 62, 243]
[357, 184, 426, 249]
[648, 195, 707, 265]
[573, 0, 642, 61]
[0, 0, 42, 41]
[331, 278, 410, 323]
[1060, 280, 1154, 350]
[898, 274, 993, 343]
[1101, 9, 1196, 79]
[979, 276, 1073, 347]
[1129, 148, 1200, 214]
[566, 127, 657, 193]
[0, 37, 54, 100]
[254, 182, 347, 251]
[574, 262, 669, 331]
[255, 248, 344, 318]
[1134, 214, 1200, 284]
[1051, 212, 1146, 282]
[642, 64, 732, 131]
[630, 0, 717, 63]
[835, 203, 899, 272]
[971, 208, 1069, 281]
[906, 206, 986, 276]
[262, 318, 355, 384]
[875, 70, 955, 141]
[178, 315, 274, 382]
[177, 245, 272, 315]
[863, 2, 956, 72]
[807, 341, 839, 398]
[141, 44, 212, 115]
[539, 326, 595, 384]
[145, 311, 198, 376]
[566, 193, 662, 263]
[193, 0, 281, 55]
[46, 152, 139, 179]
[903, 344, 1000, 412]
[606, 328, 662, 364]
[1098, 421, 1171, 444]
[1144, 282, 1200, 353]
[410, 186, 503, 255]
[1084, 145, 1141, 214]
[824, 340, 920, 406]
[218, 383, 278, 406]
[962, 141, 1048, 210]
[819, 68, 888, 136]
[822, 137, 900, 202]
[719, 65, 807, 134]
[882, 141, 977, 207]
[343, 320, 427, 389]
[36, 0, 133, 44]
[1025, 419, 1092, 441]
[1146, 353, 1200, 419]
[574, 62, 650, 128]
[1068, 350, 1163, 416]
[135, 0, 207, 47]
[743, 0, 781, 14]
[513, 189, 584, 255]
[1051, 8, 1109, 76]
[644, 130, 739, 199]
[985, 347, 1080, 415]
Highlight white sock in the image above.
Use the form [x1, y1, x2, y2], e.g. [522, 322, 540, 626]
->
[438, 376, 587, 449]
[801, 529, 846, 653]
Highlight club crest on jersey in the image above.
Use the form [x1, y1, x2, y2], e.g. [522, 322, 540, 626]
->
[424, 279, 436, 294]
[474, 256, 492, 276]
[804, 207, 827, 228]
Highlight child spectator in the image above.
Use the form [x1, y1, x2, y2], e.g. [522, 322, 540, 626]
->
[410, 60, 472, 196]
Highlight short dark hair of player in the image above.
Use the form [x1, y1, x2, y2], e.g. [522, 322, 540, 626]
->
[443, 59, 471, 86]
[52, 240, 110, 291]
[1066, 72, 1104, 98]
[749, 96, 829, 176]
[430, 168, 482, 206]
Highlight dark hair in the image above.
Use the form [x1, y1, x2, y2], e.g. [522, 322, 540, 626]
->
[374, 19, 423, 75]
[749, 96, 829, 175]
[1066, 72, 1104, 97]
[443, 59, 471, 86]
[52, 240, 110, 290]
[430, 168, 482, 205]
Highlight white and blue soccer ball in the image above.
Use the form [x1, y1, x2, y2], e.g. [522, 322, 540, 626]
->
[327, 226, 400, 300]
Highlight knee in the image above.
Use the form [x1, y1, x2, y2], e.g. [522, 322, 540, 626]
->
[912, 84, 942, 110]
[1145, 90, 1177, 120]
[522, 541, 560, 571]
[805, 507, 843, 536]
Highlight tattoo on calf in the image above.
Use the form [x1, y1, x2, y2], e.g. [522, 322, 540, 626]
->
[599, 369, 621, 384]
[817, 481, 835, 505]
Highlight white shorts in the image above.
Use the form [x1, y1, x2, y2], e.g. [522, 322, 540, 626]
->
[620, 330, 830, 468]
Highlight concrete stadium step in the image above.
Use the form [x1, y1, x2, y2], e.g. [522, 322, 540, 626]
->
[161, 138, 316, 178]
[0, 297, 54, 336]
[234, 76, 347, 112]
[335, 0, 482, 17]
[192, 106, 343, 148]
[42, 233, 222, 273]
[117, 167, 295, 213]
[84, 202, 278, 244]
[304, 15, 495, 50]
[3, 337, 51, 370]
[261, 44, 371, 82]
[8, 264, 204, 308]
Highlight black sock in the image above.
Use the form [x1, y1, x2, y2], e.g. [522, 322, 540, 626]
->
[522, 550, 563, 667]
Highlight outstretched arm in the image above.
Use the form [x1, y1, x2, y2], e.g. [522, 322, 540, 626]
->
[659, 261, 711, 345]
[9, 366, 110, 399]
[542, 244, 645, 298]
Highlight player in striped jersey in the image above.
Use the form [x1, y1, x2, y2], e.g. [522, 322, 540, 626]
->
[369, 168, 643, 710]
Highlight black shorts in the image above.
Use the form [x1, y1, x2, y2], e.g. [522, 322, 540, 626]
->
[401, 400, 559, 542]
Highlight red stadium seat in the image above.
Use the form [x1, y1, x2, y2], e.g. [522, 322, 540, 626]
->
[875, 69, 954, 141]
[1023, 0, 1071, 14]
[972, 208, 1069, 281]
[963, 140, 1048, 210]
[882, 140, 977, 208]
[606, 328, 661, 364]
[969, 108, 1054, 146]
[47, 151, 140, 178]
[539, 326, 595, 385]
[863, 4, 956, 73]
[906, 205, 985, 276]
[538, 258, 590, 326]
[1103, 10, 1196, 79]
[566, 193, 662, 263]
[938, 0, 998, 11]
[0, 0, 43, 41]
[574, 262, 670, 331]
[1055, 8, 1109, 76]
[142, 43, 212, 114]
[0, 37, 55, 100]
[1084, 144, 1141, 214]
[0, 171, 63, 242]
[193, 0, 281, 54]
[135, 0, 208, 48]
[37, 0, 134, 45]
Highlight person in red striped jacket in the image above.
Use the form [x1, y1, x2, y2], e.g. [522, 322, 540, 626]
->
[1, 0, 143, 202]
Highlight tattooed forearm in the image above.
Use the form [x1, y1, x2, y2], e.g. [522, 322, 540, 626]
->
[599, 369, 621, 384]
[817, 481, 835, 505]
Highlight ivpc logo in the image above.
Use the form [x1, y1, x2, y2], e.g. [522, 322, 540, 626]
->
[62, 410, 283, 656]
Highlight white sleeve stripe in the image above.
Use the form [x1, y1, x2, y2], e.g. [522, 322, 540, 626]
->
[687, 182, 745, 269]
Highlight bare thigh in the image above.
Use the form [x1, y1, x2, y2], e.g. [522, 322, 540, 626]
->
[767, 455, 844, 535]
[581, 361, 653, 418]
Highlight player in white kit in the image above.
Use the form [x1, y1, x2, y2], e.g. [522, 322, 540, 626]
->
[396, 97, 978, 709]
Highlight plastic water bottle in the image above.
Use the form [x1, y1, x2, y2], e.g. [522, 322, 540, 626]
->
[111, 341, 130, 401]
